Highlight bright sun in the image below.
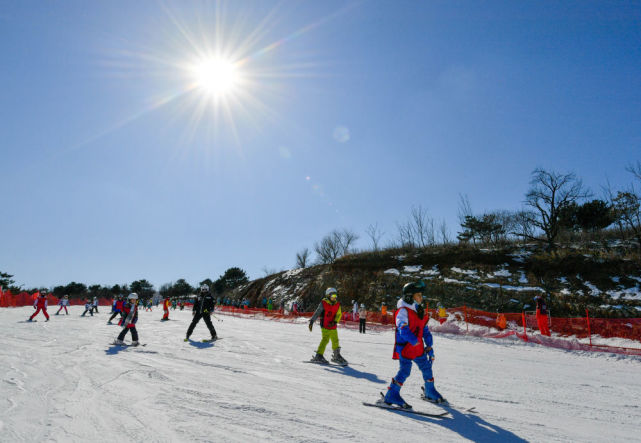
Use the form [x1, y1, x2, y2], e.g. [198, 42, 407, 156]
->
[191, 57, 240, 96]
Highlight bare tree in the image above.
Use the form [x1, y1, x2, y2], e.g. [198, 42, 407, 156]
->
[626, 161, 641, 181]
[438, 219, 450, 244]
[396, 205, 436, 248]
[314, 229, 360, 264]
[525, 168, 590, 250]
[295, 248, 311, 268]
[396, 219, 415, 248]
[411, 205, 435, 247]
[365, 223, 384, 251]
[457, 194, 473, 225]
[510, 209, 537, 245]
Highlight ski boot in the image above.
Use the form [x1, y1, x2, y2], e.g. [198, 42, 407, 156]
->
[45, 318, 49, 322]
[131, 341, 140, 347]
[331, 347, 348, 366]
[184, 337, 190, 342]
[383, 379, 411, 409]
[310, 352, 329, 364]
[27, 318, 33, 322]
[113, 339, 125, 345]
[423, 380, 446, 404]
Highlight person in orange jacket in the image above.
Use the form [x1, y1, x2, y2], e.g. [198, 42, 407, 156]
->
[162, 297, 170, 321]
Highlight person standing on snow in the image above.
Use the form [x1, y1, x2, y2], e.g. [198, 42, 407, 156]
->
[91, 296, 99, 314]
[114, 293, 140, 345]
[534, 294, 551, 336]
[308, 288, 347, 365]
[29, 292, 50, 322]
[81, 299, 93, 317]
[383, 280, 445, 408]
[56, 294, 70, 315]
[352, 299, 359, 321]
[358, 303, 367, 333]
[108, 295, 124, 324]
[184, 284, 218, 342]
[162, 297, 170, 321]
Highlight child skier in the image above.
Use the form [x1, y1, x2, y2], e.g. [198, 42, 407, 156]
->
[29, 292, 50, 321]
[108, 295, 124, 324]
[114, 293, 140, 345]
[55, 294, 69, 315]
[81, 299, 93, 316]
[91, 296, 99, 314]
[162, 297, 170, 321]
[308, 287, 347, 365]
[383, 280, 445, 408]
[184, 285, 218, 342]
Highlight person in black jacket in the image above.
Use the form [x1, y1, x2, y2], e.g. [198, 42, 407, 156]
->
[184, 284, 218, 342]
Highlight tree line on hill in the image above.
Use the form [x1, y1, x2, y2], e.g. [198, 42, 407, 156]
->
[295, 162, 641, 267]
[0, 267, 248, 300]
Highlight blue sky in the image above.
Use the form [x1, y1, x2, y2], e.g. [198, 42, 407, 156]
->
[1, 1, 640, 289]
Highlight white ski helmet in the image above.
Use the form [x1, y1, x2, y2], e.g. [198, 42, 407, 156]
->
[325, 287, 338, 297]
[360, 303, 365, 308]
[128, 293, 138, 300]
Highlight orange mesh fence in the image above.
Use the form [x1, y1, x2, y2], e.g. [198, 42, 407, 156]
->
[215, 303, 641, 355]
[0, 293, 118, 308]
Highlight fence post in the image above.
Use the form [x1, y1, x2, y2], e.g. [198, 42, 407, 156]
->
[522, 311, 528, 341]
[464, 305, 469, 334]
[586, 308, 592, 347]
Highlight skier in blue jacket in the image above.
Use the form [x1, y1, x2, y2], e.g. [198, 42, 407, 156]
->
[383, 280, 446, 408]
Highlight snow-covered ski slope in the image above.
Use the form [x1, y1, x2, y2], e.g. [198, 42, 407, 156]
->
[1, 307, 640, 442]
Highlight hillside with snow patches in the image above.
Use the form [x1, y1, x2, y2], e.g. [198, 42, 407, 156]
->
[1, 306, 640, 442]
[233, 247, 641, 318]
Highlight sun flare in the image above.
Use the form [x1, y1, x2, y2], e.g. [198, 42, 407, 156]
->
[191, 57, 240, 96]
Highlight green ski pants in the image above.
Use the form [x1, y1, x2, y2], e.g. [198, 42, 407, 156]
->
[316, 328, 340, 354]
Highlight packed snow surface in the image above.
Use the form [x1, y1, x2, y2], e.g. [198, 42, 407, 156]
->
[1, 307, 641, 442]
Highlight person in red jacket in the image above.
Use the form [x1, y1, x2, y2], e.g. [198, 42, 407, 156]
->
[114, 293, 140, 345]
[534, 294, 551, 336]
[383, 281, 445, 408]
[162, 297, 170, 321]
[29, 292, 50, 322]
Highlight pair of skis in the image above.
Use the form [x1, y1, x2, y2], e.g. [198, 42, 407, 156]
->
[303, 359, 348, 367]
[363, 392, 476, 418]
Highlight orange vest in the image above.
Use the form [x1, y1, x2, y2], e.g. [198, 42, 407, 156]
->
[393, 307, 428, 360]
[321, 300, 340, 330]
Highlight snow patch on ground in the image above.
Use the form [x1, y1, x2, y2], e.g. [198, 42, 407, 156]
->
[481, 283, 545, 293]
[451, 267, 480, 279]
[384, 268, 400, 276]
[403, 265, 422, 273]
[519, 271, 528, 284]
[584, 281, 602, 296]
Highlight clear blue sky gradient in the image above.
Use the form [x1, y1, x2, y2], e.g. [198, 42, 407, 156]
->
[2, 1, 640, 289]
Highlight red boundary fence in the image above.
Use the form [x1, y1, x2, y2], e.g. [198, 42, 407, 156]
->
[0, 291, 113, 308]
[2, 290, 640, 356]
[214, 304, 641, 357]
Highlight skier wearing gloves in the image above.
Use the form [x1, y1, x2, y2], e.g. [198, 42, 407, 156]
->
[55, 294, 70, 315]
[308, 288, 347, 365]
[184, 284, 218, 342]
[29, 292, 50, 322]
[383, 280, 445, 409]
[107, 295, 124, 324]
[114, 293, 140, 345]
